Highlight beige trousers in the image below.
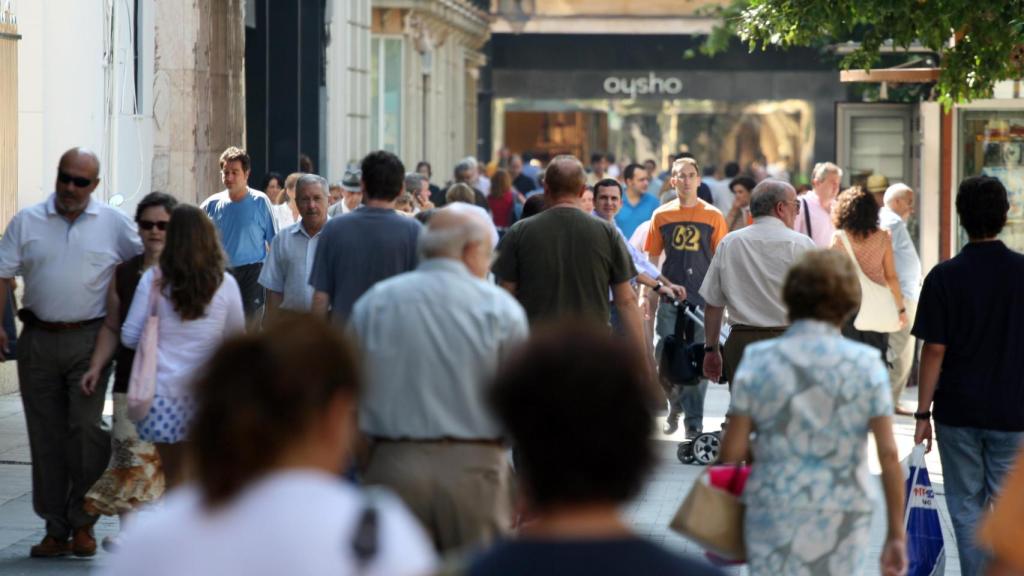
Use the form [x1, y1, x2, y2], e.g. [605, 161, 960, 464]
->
[363, 441, 512, 553]
[886, 298, 918, 405]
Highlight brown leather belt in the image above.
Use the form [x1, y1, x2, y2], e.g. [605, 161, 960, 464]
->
[18, 309, 104, 332]
[371, 436, 503, 446]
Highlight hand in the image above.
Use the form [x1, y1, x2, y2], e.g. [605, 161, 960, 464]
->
[914, 419, 933, 453]
[668, 283, 686, 302]
[703, 350, 723, 382]
[879, 536, 908, 576]
[898, 311, 908, 329]
[0, 331, 8, 362]
[80, 368, 101, 397]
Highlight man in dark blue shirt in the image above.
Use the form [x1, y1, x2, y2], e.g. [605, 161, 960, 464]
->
[912, 176, 1024, 576]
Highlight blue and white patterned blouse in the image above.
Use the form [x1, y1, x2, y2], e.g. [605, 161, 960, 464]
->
[730, 320, 893, 513]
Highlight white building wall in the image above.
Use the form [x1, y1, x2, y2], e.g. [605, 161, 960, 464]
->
[325, 0, 371, 182]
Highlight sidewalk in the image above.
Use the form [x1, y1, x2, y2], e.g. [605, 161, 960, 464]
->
[0, 387, 962, 575]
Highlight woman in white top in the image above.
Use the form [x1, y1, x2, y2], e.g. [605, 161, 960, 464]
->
[121, 204, 245, 487]
[262, 171, 297, 231]
[103, 314, 437, 576]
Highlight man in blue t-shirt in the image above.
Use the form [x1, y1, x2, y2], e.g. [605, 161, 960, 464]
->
[913, 176, 1024, 576]
[200, 146, 277, 322]
[310, 150, 422, 324]
[615, 163, 660, 238]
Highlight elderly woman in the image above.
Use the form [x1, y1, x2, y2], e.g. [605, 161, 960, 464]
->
[720, 250, 907, 576]
[830, 186, 907, 358]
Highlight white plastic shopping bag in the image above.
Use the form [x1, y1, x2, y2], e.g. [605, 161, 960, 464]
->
[902, 444, 946, 576]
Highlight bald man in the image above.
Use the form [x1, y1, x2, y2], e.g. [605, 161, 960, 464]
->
[350, 204, 528, 552]
[0, 148, 142, 558]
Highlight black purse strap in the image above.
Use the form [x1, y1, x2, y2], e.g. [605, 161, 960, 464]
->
[801, 198, 812, 238]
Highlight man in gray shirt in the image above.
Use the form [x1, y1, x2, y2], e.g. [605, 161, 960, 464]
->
[310, 151, 421, 323]
[351, 204, 528, 552]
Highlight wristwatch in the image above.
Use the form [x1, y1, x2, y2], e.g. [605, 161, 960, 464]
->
[653, 281, 665, 293]
[703, 345, 718, 353]
[913, 410, 931, 421]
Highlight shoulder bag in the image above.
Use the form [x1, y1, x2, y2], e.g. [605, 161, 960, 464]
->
[836, 230, 901, 333]
[127, 269, 162, 421]
[670, 463, 750, 562]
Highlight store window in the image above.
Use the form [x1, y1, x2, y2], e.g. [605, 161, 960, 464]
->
[958, 109, 1024, 252]
[370, 36, 403, 154]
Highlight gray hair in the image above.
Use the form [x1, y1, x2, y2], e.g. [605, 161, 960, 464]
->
[811, 162, 843, 183]
[749, 179, 795, 217]
[404, 172, 424, 194]
[883, 183, 913, 206]
[454, 158, 476, 181]
[295, 174, 328, 200]
[419, 205, 490, 260]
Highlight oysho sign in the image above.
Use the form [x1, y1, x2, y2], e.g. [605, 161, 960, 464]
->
[603, 72, 684, 98]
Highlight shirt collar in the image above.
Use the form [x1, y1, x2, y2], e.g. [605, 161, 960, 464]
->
[785, 319, 841, 337]
[751, 215, 786, 228]
[417, 258, 474, 277]
[45, 193, 100, 217]
[292, 219, 325, 239]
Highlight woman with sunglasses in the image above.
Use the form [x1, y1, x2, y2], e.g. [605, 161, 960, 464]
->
[79, 192, 178, 552]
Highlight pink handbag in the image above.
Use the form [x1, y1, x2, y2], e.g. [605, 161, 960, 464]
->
[127, 269, 162, 421]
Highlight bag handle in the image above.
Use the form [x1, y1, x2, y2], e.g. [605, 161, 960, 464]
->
[801, 198, 812, 238]
[147, 267, 163, 318]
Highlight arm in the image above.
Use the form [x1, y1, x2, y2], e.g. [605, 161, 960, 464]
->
[224, 276, 246, 335]
[120, 272, 152, 349]
[265, 290, 283, 317]
[311, 291, 330, 318]
[702, 304, 726, 382]
[914, 342, 946, 452]
[612, 281, 657, 399]
[719, 414, 752, 463]
[881, 238, 908, 327]
[870, 415, 909, 576]
[81, 277, 123, 395]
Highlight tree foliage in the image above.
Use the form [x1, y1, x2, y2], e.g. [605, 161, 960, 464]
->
[702, 0, 1024, 108]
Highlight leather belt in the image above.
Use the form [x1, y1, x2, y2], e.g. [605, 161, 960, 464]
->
[371, 436, 503, 446]
[18, 309, 104, 332]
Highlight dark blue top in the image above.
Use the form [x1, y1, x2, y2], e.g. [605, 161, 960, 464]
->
[912, 241, 1024, 430]
[467, 537, 727, 576]
[308, 207, 421, 323]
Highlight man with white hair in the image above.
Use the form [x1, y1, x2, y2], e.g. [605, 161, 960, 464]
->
[701, 180, 817, 386]
[795, 162, 842, 247]
[881, 183, 922, 413]
[350, 204, 528, 552]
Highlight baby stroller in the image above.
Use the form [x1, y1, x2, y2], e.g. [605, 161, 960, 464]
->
[659, 300, 727, 466]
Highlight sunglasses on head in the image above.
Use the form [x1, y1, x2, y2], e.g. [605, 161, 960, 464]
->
[138, 220, 168, 231]
[57, 171, 93, 187]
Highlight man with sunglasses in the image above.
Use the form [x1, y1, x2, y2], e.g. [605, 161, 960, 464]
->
[0, 148, 142, 558]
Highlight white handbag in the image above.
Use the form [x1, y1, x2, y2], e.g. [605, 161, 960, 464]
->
[836, 230, 901, 333]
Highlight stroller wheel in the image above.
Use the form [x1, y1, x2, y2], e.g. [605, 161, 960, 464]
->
[691, 432, 721, 465]
[676, 441, 696, 465]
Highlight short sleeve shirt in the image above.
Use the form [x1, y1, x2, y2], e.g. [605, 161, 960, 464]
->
[492, 206, 635, 325]
[309, 207, 421, 323]
[912, 241, 1024, 430]
[258, 221, 323, 311]
[200, 188, 277, 267]
[644, 198, 728, 307]
[730, 320, 893, 512]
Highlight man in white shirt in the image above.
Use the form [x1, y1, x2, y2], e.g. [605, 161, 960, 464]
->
[881, 183, 922, 413]
[794, 162, 842, 248]
[260, 174, 330, 314]
[701, 179, 816, 385]
[351, 204, 528, 552]
[0, 148, 142, 558]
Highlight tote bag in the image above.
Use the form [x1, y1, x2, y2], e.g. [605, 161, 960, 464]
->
[836, 230, 901, 333]
[127, 269, 162, 422]
[670, 465, 749, 562]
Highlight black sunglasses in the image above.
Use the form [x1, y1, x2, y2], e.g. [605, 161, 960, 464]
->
[138, 220, 168, 231]
[57, 171, 93, 187]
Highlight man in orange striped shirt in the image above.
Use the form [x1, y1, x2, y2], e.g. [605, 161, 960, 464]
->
[645, 157, 729, 436]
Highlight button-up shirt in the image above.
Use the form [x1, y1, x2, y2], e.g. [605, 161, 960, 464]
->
[879, 206, 921, 302]
[700, 216, 816, 327]
[0, 194, 142, 322]
[258, 220, 325, 311]
[793, 191, 835, 248]
[350, 258, 529, 440]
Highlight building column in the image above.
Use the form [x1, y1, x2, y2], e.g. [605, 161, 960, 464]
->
[325, 0, 371, 182]
[0, 4, 19, 228]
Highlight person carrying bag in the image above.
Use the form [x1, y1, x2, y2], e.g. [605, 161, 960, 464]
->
[127, 268, 161, 422]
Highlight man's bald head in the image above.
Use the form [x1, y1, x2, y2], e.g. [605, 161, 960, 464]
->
[544, 155, 587, 199]
[420, 204, 493, 278]
[58, 148, 101, 179]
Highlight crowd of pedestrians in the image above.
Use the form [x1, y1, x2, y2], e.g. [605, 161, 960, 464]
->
[1, 143, 1022, 576]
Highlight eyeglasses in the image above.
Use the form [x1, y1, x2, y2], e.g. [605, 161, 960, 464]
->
[138, 220, 168, 231]
[57, 171, 93, 187]
[781, 200, 801, 213]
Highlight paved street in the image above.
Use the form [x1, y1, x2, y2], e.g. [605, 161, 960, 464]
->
[0, 386, 961, 575]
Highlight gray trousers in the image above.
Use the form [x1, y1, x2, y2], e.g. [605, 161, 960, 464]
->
[654, 302, 708, 434]
[18, 322, 111, 539]
[886, 298, 918, 405]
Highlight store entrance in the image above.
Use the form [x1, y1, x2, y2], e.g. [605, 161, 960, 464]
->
[503, 110, 609, 162]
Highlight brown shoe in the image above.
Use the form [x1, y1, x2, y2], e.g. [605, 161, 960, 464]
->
[29, 535, 71, 558]
[72, 527, 97, 557]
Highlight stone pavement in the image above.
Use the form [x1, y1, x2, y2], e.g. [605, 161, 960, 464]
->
[0, 386, 962, 575]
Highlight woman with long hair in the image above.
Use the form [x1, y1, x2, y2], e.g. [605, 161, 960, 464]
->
[830, 186, 907, 357]
[104, 315, 436, 576]
[79, 192, 177, 551]
[121, 205, 245, 488]
[488, 169, 516, 232]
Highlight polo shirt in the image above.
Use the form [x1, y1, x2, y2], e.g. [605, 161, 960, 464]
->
[0, 195, 141, 322]
[879, 207, 922, 301]
[615, 192, 660, 239]
[200, 188, 277, 267]
[912, 241, 1024, 430]
[258, 220, 325, 311]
